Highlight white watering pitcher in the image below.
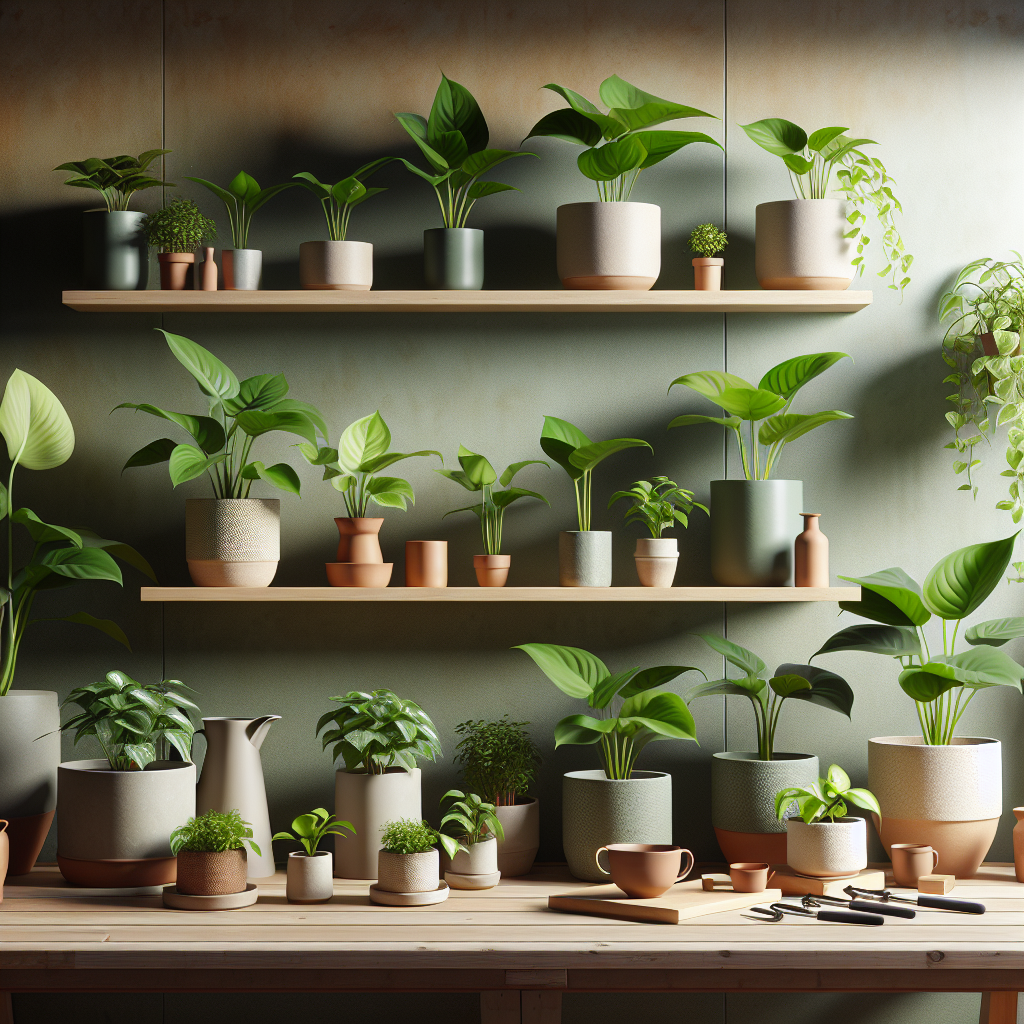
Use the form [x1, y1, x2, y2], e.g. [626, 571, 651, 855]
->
[195, 716, 280, 879]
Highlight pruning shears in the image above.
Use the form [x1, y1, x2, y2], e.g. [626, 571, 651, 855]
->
[844, 885, 985, 915]
[802, 893, 915, 919]
[748, 902, 885, 926]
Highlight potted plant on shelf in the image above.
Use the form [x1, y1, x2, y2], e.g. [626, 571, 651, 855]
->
[668, 352, 852, 585]
[437, 446, 549, 586]
[394, 74, 535, 290]
[515, 643, 700, 881]
[813, 533, 1024, 877]
[524, 76, 721, 290]
[317, 689, 443, 879]
[54, 148, 171, 290]
[775, 764, 880, 879]
[686, 634, 854, 864]
[609, 476, 708, 587]
[439, 789, 505, 890]
[56, 670, 199, 887]
[374, 818, 459, 902]
[169, 808, 261, 896]
[689, 223, 727, 291]
[739, 118, 911, 294]
[540, 415, 651, 587]
[273, 807, 354, 904]
[140, 198, 217, 290]
[117, 329, 327, 587]
[184, 170, 296, 290]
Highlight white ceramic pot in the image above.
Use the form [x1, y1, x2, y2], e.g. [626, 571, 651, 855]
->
[559, 531, 612, 587]
[786, 817, 867, 878]
[634, 537, 678, 588]
[299, 240, 373, 290]
[556, 202, 660, 290]
[286, 850, 334, 903]
[449, 835, 498, 876]
[755, 199, 853, 290]
[494, 798, 539, 876]
[377, 848, 438, 893]
[222, 248, 263, 290]
[185, 498, 280, 587]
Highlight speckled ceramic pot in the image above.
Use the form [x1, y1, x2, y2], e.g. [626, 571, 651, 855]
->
[559, 531, 612, 587]
[185, 498, 280, 587]
[377, 848, 438, 893]
[786, 817, 867, 878]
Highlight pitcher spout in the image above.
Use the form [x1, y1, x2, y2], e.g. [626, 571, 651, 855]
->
[246, 715, 281, 750]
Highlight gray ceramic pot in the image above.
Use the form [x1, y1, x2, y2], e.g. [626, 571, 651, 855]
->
[556, 201, 660, 290]
[424, 228, 483, 290]
[562, 770, 672, 881]
[710, 479, 803, 586]
[82, 210, 148, 290]
[185, 498, 280, 587]
[222, 248, 263, 290]
[494, 797, 540, 877]
[299, 240, 372, 290]
[559, 531, 612, 587]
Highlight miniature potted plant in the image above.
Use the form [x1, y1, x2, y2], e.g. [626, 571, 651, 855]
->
[685, 634, 854, 864]
[438, 446, 549, 586]
[376, 818, 460, 897]
[609, 476, 708, 587]
[739, 119, 911, 294]
[776, 764, 880, 878]
[54, 148, 171, 289]
[540, 415, 651, 587]
[516, 643, 700, 880]
[170, 809, 261, 896]
[668, 352, 852, 585]
[117, 329, 327, 587]
[273, 807, 354, 903]
[395, 74, 535, 289]
[317, 689, 443, 879]
[524, 76, 720, 290]
[140, 198, 217, 290]
[689, 223, 727, 291]
[56, 670, 199, 887]
[813, 533, 1024, 878]
[439, 790, 505, 890]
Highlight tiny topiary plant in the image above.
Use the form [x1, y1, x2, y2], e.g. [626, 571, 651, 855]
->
[380, 817, 461, 859]
[454, 716, 541, 806]
[141, 198, 217, 253]
[170, 809, 261, 856]
[689, 223, 728, 258]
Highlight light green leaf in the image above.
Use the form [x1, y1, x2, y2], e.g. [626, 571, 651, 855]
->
[598, 75, 716, 131]
[235, 410, 317, 444]
[713, 386, 788, 420]
[669, 370, 753, 399]
[158, 330, 239, 401]
[41, 546, 122, 584]
[577, 136, 647, 181]
[514, 642, 608, 698]
[758, 352, 850, 399]
[456, 446, 497, 487]
[540, 416, 591, 479]
[499, 460, 548, 486]
[965, 617, 1024, 647]
[827, 763, 851, 791]
[922, 534, 1018, 620]
[11, 508, 81, 546]
[553, 714, 616, 746]
[739, 118, 808, 156]
[168, 445, 230, 487]
[619, 690, 697, 740]
[568, 437, 651, 474]
[768, 674, 811, 698]
[631, 130, 722, 168]
[839, 568, 931, 626]
[241, 461, 301, 495]
[0, 369, 75, 471]
[758, 410, 853, 447]
[668, 413, 743, 431]
[338, 411, 391, 472]
[699, 633, 767, 675]
[223, 373, 290, 415]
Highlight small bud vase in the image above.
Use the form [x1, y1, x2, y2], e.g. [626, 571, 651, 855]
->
[795, 512, 828, 587]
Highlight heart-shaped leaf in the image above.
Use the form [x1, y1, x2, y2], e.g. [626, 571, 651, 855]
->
[813, 624, 921, 659]
[774, 663, 855, 717]
[515, 642, 608, 698]
[159, 330, 239, 401]
[713, 386, 788, 420]
[0, 369, 75, 471]
[168, 445, 230, 487]
[619, 690, 697, 740]
[456, 446, 497, 487]
[739, 118, 808, 155]
[923, 534, 1018, 620]
[554, 714, 615, 747]
[669, 369, 753, 400]
[578, 136, 647, 181]
[338, 411, 391, 472]
[619, 664, 704, 697]
[523, 108, 602, 147]
[632, 130, 722, 168]
[428, 75, 489, 155]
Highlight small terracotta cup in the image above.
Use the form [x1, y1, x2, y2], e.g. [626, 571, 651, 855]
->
[594, 843, 694, 899]
[729, 861, 771, 893]
[405, 541, 448, 587]
[890, 844, 939, 888]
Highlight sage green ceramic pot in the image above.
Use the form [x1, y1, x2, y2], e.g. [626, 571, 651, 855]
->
[82, 210, 148, 290]
[424, 228, 483, 290]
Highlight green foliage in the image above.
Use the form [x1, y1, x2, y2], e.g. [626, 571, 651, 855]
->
[454, 716, 541, 806]
[739, 118, 911, 294]
[54, 149, 173, 212]
[668, 353, 852, 480]
[689, 223, 728, 258]
[380, 817, 460, 858]
[775, 763, 881, 824]
[608, 476, 707, 538]
[184, 170, 296, 249]
[170, 808, 261, 856]
[293, 159, 396, 241]
[272, 807, 355, 857]
[141, 198, 217, 253]
[440, 789, 505, 846]
[524, 75, 721, 201]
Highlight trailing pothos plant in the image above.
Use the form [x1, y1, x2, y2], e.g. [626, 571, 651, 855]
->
[293, 159, 396, 241]
[117, 330, 327, 498]
[775, 764, 880, 825]
[813, 534, 1024, 745]
[54, 149, 173, 212]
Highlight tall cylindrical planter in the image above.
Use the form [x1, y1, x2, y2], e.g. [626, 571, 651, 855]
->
[868, 736, 1001, 879]
[556, 202, 660, 290]
[405, 540, 448, 587]
[562, 770, 672, 882]
[424, 228, 484, 290]
[494, 797, 540, 877]
[82, 210, 148, 290]
[0, 691, 61, 875]
[222, 248, 263, 290]
[711, 752, 820, 864]
[334, 767, 422, 879]
[710, 479, 803, 586]
[56, 760, 196, 887]
[158, 252, 195, 290]
[634, 537, 678, 588]
[786, 817, 868, 878]
[755, 199, 853, 291]
[559, 531, 612, 587]
[286, 850, 334, 903]
[185, 498, 280, 587]
[299, 240, 373, 291]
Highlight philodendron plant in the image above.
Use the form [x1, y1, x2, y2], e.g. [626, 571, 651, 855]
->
[524, 75, 721, 201]
[609, 477, 707, 538]
[184, 171, 295, 249]
[293, 159, 396, 241]
[775, 764, 880, 825]
[668, 352, 852, 480]
[273, 807, 355, 856]
[55, 149, 172, 211]
[439, 790, 505, 846]
[814, 534, 1024, 745]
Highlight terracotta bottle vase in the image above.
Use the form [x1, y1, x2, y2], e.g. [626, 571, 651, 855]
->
[795, 512, 829, 587]
[327, 517, 393, 587]
[0, 820, 8, 902]
[1014, 807, 1024, 883]
[198, 247, 218, 290]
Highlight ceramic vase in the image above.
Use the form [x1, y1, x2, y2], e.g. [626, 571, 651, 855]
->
[786, 817, 868, 879]
[286, 850, 334, 903]
[299, 240, 373, 290]
[424, 228, 483, 290]
[795, 513, 829, 587]
[446, 835, 500, 890]
[559, 531, 612, 587]
[474, 554, 510, 587]
[755, 199, 853, 290]
[222, 248, 262, 290]
[405, 541, 448, 587]
[82, 210, 148, 290]
[634, 537, 678, 587]
[185, 498, 280, 587]
[158, 251, 194, 290]
[377, 848, 438, 893]
[693, 257, 723, 291]
[176, 848, 247, 895]
[556, 202, 660, 290]
[1013, 808, 1024, 883]
[494, 797, 540, 877]
[327, 517, 393, 587]
[196, 247, 218, 290]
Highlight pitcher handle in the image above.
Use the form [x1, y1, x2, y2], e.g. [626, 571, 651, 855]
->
[594, 847, 611, 877]
[0, 819, 7, 834]
[676, 849, 695, 881]
[932, 850, 940, 871]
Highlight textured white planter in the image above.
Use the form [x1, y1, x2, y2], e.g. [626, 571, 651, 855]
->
[556, 202, 660, 290]
[559, 531, 612, 587]
[449, 835, 498, 876]
[299, 240, 372, 290]
[868, 736, 1001, 879]
[786, 817, 867, 879]
[222, 248, 262, 290]
[185, 498, 280, 587]
[286, 850, 333, 903]
[377, 848, 438, 893]
[494, 798, 540, 876]
[755, 199, 853, 290]
[634, 537, 678, 588]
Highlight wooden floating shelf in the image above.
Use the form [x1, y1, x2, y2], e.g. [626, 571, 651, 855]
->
[63, 289, 872, 314]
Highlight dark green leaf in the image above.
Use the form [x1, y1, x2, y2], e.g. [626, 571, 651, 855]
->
[922, 534, 1018, 620]
[839, 568, 931, 626]
[813, 624, 921, 659]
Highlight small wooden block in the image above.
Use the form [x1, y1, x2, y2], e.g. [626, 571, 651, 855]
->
[702, 873, 732, 892]
[918, 874, 955, 894]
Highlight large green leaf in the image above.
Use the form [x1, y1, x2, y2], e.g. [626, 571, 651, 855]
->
[897, 668, 961, 703]
[540, 416, 591, 478]
[807, 127, 849, 152]
[598, 75, 716, 131]
[365, 475, 415, 510]
[758, 411, 853, 447]
[965, 617, 1024, 647]
[158, 330, 239, 401]
[714, 387, 788, 420]
[338, 411, 391, 472]
[568, 437, 651, 474]
[768, 674, 811, 697]
[632, 130, 722, 168]
[619, 664, 704, 697]
[395, 115, 450, 174]
[669, 369, 753, 400]
[42, 546, 122, 584]
[241, 461, 301, 496]
[432, 130, 469, 171]
[577, 136, 647, 181]
[123, 438, 177, 470]
[686, 677, 766, 702]
[0, 369, 75, 471]
[553, 714, 617, 747]
[922, 534, 1018, 620]
[490, 486, 548, 509]
[540, 84, 625, 139]
[774, 663, 855, 717]
[590, 668, 641, 709]
[456, 446, 496, 487]
[739, 118, 808, 155]
[758, 352, 851, 399]
[76, 531, 157, 583]
[499, 460, 548, 487]
[839, 568, 931, 626]
[427, 75, 489, 155]
[11, 508, 81, 546]
[901, 648, 1024, 695]
[619, 690, 697, 740]
[235, 410, 318, 444]
[514, 642, 608, 698]
[813, 624, 921, 659]
[699, 634, 766, 676]
[461, 149, 533, 178]
[113, 403, 225, 453]
[224, 373, 289, 415]
[168, 445, 230, 487]
[522, 108, 602, 147]
[668, 413, 743, 431]
[274, 400, 327, 441]
[360, 449, 440, 474]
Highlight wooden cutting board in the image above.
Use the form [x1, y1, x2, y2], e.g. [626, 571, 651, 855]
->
[773, 866, 885, 897]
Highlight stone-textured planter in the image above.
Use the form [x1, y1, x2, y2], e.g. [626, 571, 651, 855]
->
[222, 248, 263, 290]
[158, 251, 194, 290]
[377, 848, 438, 893]
[786, 817, 867, 878]
[446, 835, 499, 889]
[868, 736, 1001, 879]
[286, 850, 333, 903]
[634, 537, 678, 588]
[299, 240, 373, 290]
[176, 848, 247, 896]
[559, 531, 612, 587]
[692, 257, 723, 291]
[556, 202, 660, 290]
[424, 228, 484, 290]
[185, 498, 280, 587]
[82, 210, 148, 290]
[474, 554, 510, 587]
[755, 199, 853, 290]
[494, 797, 540, 877]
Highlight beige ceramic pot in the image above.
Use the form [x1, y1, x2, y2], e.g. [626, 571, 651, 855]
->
[494, 797, 540, 877]
[634, 537, 678, 587]
[185, 498, 280, 587]
[406, 541, 448, 587]
[446, 836, 500, 889]
[286, 850, 333, 903]
[755, 199, 853, 290]
[158, 251, 194, 290]
[692, 257, 723, 291]
[474, 554, 510, 587]
[299, 240, 372, 290]
[377, 848, 438, 893]
[556, 202, 660, 290]
[222, 248, 262, 290]
[786, 817, 867, 879]
[176, 848, 247, 896]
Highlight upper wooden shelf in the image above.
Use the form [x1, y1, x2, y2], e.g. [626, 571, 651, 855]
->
[63, 290, 873, 314]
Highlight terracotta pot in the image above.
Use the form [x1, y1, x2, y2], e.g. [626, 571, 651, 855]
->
[786, 817, 867, 878]
[176, 848, 247, 896]
[559, 531, 612, 587]
[634, 537, 678, 588]
[158, 251, 195, 290]
[693, 257, 724, 291]
[890, 844, 940, 888]
[377, 848, 438, 893]
[286, 850, 333, 903]
[299, 240, 373, 290]
[594, 843, 693, 898]
[222, 248, 262, 290]
[494, 797, 540, 877]
[406, 541, 448, 587]
[1013, 808, 1024, 883]
[185, 498, 280, 588]
[474, 554, 510, 587]
[82, 210, 148, 289]
[794, 513, 829, 587]
[0, 820, 8, 901]
[979, 332, 1022, 357]
[729, 861, 770, 893]
[557, 202, 660, 290]
[755, 199, 853, 290]
[334, 518, 384, 563]
[326, 562, 394, 587]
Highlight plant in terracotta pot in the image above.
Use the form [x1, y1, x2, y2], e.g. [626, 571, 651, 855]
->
[523, 76, 720, 290]
[140, 198, 217, 290]
[439, 790, 505, 890]
[668, 352, 852, 586]
[438, 446, 549, 586]
[813, 532, 1024, 877]
[609, 476, 707, 588]
[375, 818, 460, 898]
[273, 807, 354, 904]
[689, 223, 727, 291]
[170, 808, 261, 896]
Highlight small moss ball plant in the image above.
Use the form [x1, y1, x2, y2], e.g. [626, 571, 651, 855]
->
[141, 197, 217, 253]
[689, 222, 728, 258]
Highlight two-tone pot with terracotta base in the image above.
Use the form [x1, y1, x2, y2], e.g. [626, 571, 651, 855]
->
[326, 517, 393, 587]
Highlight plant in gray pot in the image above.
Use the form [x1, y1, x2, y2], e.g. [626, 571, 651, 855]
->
[169, 808, 261, 896]
[273, 807, 354, 904]
[668, 352, 852, 586]
[439, 789, 504, 890]
[516, 643, 700, 881]
[140, 197, 217, 290]
[686, 634, 854, 865]
[395, 74, 535, 290]
[541, 415, 651, 587]
[56, 670, 199, 887]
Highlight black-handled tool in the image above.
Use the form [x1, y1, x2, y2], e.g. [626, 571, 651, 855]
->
[749, 902, 885, 926]
[802, 894, 916, 919]
[843, 885, 985, 915]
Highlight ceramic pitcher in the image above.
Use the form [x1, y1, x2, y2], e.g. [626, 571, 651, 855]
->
[196, 716, 280, 879]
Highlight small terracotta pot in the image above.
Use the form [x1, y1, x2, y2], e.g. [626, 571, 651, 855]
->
[406, 541, 448, 587]
[474, 554, 510, 587]
[890, 844, 940, 889]
[0, 820, 8, 901]
[326, 562, 393, 587]
[729, 861, 770, 893]
[286, 850, 333, 903]
[335, 518, 384, 563]
[158, 251, 195, 290]
[692, 257, 724, 291]
[594, 843, 694, 898]
[377, 849, 438, 893]
[176, 848, 247, 896]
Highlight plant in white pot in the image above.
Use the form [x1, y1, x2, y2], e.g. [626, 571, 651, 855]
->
[273, 807, 354, 904]
[373, 818, 459, 905]
[524, 76, 721, 290]
[689, 223, 727, 291]
[169, 808, 261, 897]
[117, 329, 327, 587]
[439, 790, 504, 890]
[814, 533, 1024, 878]
[140, 198, 217, 290]
[668, 352, 852, 586]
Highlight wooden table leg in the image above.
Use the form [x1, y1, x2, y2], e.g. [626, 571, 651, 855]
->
[522, 991, 562, 1024]
[980, 992, 1019, 1024]
[481, 991, 521, 1024]
[0, 991, 12, 1024]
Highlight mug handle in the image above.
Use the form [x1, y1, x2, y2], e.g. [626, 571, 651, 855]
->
[676, 849, 695, 881]
[932, 850, 940, 870]
[594, 847, 611, 877]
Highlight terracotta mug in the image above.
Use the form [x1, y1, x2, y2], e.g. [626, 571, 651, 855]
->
[729, 861, 772, 893]
[890, 844, 939, 888]
[594, 843, 694, 899]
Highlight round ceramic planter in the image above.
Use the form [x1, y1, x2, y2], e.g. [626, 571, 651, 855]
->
[299, 240, 373, 290]
[562, 770, 672, 882]
[176, 848, 247, 896]
[424, 228, 483, 290]
[158, 251, 194, 290]
[82, 210, 148, 290]
[0, 690, 60, 875]
[286, 850, 334, 903]
[868, 736, 1001, 879]
[634, 537, 678, 588]
[377, 848, 438, 893]
[693, 257, 723, 291]
[786, 817, 867, 879]
[495, 798, 540, 876]
[711, 752, 819, 864]
[447, 836, 500, 889]
[710, 480, 803, 586]
[474, 554, 510, 587]
[185, 498, 280, 587]
[556, 202, 660, 290]
[406, 541, 448, 587]
[222, 248, 263, 290]
[559, 531, 612, 587]
[755, 199, 853, 290]
[334, 767, 422, 879]
[56, 759, 196, 887]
